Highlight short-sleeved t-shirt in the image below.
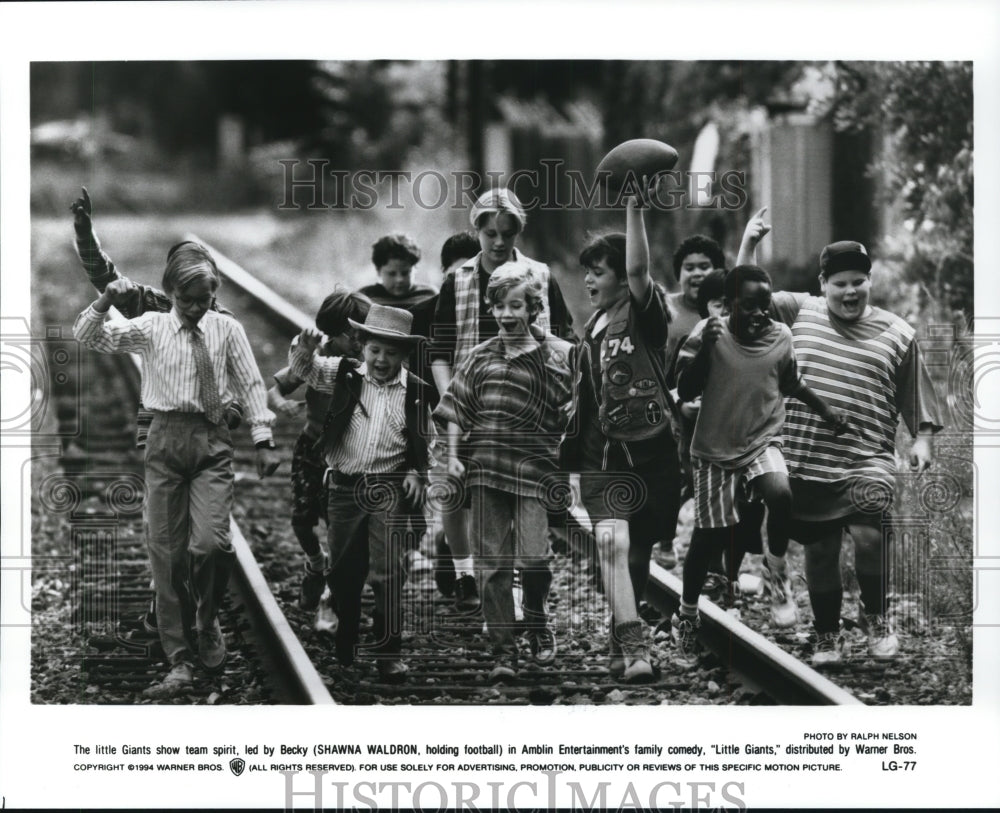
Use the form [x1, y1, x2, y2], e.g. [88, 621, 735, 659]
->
[769, 291, 943, 488]
[677, 318, 801, 469]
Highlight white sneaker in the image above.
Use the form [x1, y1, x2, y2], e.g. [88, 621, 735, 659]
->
[862, 613, 899, 660]
[764, 556, 798, 628]
[811, 631, 845, 667]
[314, 597, 339, 636]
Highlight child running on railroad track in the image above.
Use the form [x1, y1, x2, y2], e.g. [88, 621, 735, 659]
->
[670, 261, 850, 669]
[290, 304, 436, 683]
[73, 242, 281, 699]
[433, 262, 575, 682]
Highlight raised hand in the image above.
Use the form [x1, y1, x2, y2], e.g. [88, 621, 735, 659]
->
[70, 187, 93, 235]
[297, 327, 324, 354]
[744, 207, 771, 246]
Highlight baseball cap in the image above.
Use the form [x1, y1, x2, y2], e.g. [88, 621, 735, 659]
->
[820, 241, 872, 277]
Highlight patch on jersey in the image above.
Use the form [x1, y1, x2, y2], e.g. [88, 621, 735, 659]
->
[608, 361, 632, 385]
[645, 401, 663, 425]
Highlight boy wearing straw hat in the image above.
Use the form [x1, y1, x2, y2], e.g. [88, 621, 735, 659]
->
[290, 304, 436, 683]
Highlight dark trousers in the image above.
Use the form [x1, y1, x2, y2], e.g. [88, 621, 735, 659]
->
[325, 474, 410, 665]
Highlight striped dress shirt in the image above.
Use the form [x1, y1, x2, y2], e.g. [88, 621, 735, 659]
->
[73, 306, 274, 444]
[290, 347, 431, 475]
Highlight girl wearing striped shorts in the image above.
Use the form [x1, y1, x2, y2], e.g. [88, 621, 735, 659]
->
[670, 265, 849, 669]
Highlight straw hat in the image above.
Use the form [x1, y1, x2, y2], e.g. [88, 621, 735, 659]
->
[348, 303, 421, 345]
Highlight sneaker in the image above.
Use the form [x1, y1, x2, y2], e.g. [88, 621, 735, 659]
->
[527, 627, 557, 665]
[454, 574, 480, 613]
[432, 531, 456, 598]
[811, 631, 845, 667]
[314, 598, 339, 636]
[616, 620, 655, 683]
[763, 557, 798, 628]
[198, 619, 227, 673]
[652, 541, 677, 569]
[702, 572, 728, 604]
[299, 560, 327, 611]
[142, 661, 194, 700]
[489, 654, 518, 683]
[670, 612, 701, 670]
[861, 612, 899, 660]
[377, 658, 409, 684]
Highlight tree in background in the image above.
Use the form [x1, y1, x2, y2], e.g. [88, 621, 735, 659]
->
[831, 61, 973, 321]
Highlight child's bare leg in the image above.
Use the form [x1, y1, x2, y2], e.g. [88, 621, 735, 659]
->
[594, 520, 639, 622]
[443, 507, 471, 559]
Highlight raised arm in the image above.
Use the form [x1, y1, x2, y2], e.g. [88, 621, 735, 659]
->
[735, 206, 771, 267]
[71, 187, 172, 317]
[289, 327, 344, 393]
[72, 280, 151, 353]
[625, 192, 652, 302]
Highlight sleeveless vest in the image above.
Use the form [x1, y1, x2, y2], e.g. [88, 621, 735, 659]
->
[313, 360, 432, 472]
[585, 292, 677, 442]
[453, 250, 552, 369]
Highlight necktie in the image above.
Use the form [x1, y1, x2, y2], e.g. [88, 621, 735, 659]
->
[188, 327, 223, 424]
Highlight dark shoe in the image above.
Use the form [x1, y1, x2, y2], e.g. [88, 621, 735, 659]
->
[433, 531, 457, 598]
[377, 659, 409, 684]
[489, 654, 518, 683]
[527, 627, 557, 665]
[652, 541, 677, 569]
[299, 560, 327, 611]
[142, 661, 194, 699]
[198, 618, 227, 673]
[702, 572, 728, 603]
[454, 574, 480, 613]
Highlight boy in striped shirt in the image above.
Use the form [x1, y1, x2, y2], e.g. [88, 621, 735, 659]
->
[433, 262, 575, 682]
[74, 243, 280, 698]
[738, 210, 944, 665]
[670, 264, 849, 668]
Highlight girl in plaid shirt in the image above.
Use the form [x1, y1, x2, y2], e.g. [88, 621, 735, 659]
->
[434, 262, 575, 682]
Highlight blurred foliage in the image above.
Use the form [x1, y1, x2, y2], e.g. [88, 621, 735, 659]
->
[830, 61, 973, 320]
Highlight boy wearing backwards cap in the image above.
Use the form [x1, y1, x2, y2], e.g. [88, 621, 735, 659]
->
[739, 211, 943, 666]
[291, 304, 436, 683]
[268, 289, 372, 624]
[434, 261, 575, 682]
[429, 188, 572, 613]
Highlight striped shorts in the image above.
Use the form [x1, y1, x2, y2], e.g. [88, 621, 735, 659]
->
[692, 444, 788, 529]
